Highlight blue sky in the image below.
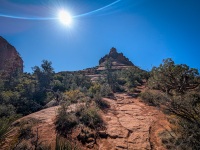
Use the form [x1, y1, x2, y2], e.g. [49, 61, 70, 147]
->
[0, 0, 200, 72]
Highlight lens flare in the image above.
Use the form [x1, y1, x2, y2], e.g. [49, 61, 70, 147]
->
[0, 0, 121, 20]
[58, 10, 72, 26]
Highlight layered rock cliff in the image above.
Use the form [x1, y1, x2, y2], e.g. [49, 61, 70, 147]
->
[0, 36, 23, 75]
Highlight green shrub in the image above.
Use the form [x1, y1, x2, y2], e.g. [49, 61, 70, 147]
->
[147, 58, 199, 95]
[116, 78, 126, 86]
[55, 135, 81, 150]
[79, 107, 104, 129]
[89, 83, 101, 96]
[0, 115, 20, 143]
[54, 105, 78, 137]
[140, 90, 169, 106]
[94, 94, 110, 110]
[52, 80, 66, 92]
[0, 118, 11, 143]
[64, 90, 84, 103]
[74, 104, 86, 118]
[0, 104, 16, 118]
[14, 98, 42, 115]
[0, 91, 20, 104]
[18, 124, 33, 140]
[146, 58, 200, 149]
[164, 92, 200, 149]
[100, 83, 113, 97]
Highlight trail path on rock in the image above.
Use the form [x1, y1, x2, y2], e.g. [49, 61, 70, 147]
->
[99, 86, 170, 150]
[1, 86, 170, 150]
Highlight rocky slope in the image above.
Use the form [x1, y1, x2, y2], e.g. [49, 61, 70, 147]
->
[99, 87, 170, 150]
[1, 86, 171, 150]
[0, 36, 23, 75]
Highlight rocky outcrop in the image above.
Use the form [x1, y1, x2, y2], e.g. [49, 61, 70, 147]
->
[74, 47, 139, 81]
[1, 86, 171, 150]
[0, 36, 23, 75]
[99, 47, 134, 67]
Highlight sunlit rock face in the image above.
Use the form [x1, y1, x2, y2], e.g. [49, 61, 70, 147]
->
[0, 36, 23, 75]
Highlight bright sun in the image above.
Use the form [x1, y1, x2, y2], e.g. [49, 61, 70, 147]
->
[58, 10, 72, 26]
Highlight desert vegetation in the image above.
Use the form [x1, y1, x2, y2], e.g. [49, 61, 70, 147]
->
[142, 58, 200, 149]
[0, 56, 149, 148]
[1, 53, 199, 149]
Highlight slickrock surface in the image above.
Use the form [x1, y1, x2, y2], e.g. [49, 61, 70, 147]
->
[99, 87, 170, 150]
[1, 86, 170, 150]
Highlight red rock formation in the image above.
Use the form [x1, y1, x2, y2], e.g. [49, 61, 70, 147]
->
[0, 36, 23, 76]
[99, 47, 134, 66]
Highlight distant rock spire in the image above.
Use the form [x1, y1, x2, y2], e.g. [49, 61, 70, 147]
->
[109, 47, 117, 54]
[99, 47, 133, 66]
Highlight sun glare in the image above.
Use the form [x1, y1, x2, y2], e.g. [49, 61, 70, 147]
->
[58, 10, 72, 26]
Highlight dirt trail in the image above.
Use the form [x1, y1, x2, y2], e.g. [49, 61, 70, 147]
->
[99, 86, 170, 150]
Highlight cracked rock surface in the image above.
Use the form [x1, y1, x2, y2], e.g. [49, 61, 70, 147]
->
[1, 86, 170, 150]
[98, 86, 170, 150]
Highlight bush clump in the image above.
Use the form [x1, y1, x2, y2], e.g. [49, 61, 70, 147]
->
[94, 94, 110, 110]
[55, 105, 78, 137]
[140, 90, 169, 106]
[79, 107, 104, 129]
[63, 90, 84, 103]
[55, 135, 81, 150]
[55, 102, 104, 139]
[146, 58, 200, 149]
[100, 83, 113, 97]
